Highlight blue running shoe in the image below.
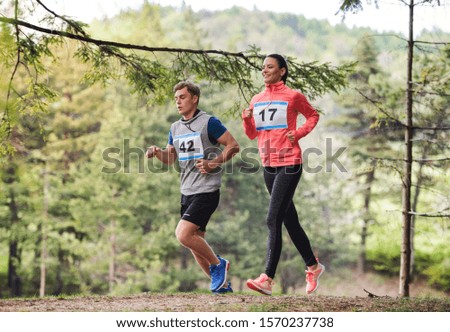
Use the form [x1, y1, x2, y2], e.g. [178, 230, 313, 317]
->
[209, 256, 229, 291]
[213, 281, 233, 294]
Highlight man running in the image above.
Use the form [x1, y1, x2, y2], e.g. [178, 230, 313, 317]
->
[146, 80, 239, 293]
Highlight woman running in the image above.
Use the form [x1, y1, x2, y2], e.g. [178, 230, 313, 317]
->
[242, 54, 325, 295]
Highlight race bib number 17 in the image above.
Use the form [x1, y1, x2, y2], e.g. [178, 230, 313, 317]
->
[254, 101, 288, 131]
[174, 132, 204, 161]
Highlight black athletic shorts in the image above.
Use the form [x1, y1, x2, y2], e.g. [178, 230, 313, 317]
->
[180, 190, 220, 232]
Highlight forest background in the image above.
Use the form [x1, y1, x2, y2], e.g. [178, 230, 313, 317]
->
[0, 1, 449, 299]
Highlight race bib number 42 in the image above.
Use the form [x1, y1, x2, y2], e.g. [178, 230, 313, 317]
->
[174, 132, 204, 161]
[253, 101, 288, 131]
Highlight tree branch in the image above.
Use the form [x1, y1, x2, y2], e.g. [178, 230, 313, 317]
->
[414, 157, 450, 163]
[0, 17, 260, 67]
[413, 125, 450, 130]
[35, 0, 88, 37]
[354, 88, 450, 131]
[409, 208, 450, 218]
[369, 156, 449, 163]
[1, 2, 21, 138]
[415, 40, 450, 45]
[354, 88, 407, 128]
[363, 288, 386, 298]
[387, 209, 450, 218]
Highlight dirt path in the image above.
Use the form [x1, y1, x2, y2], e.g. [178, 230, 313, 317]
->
[1, 293, 449, 312]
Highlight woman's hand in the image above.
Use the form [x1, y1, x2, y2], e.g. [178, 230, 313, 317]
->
[286, 131, 295, 143]
[242, 108, 253, 118]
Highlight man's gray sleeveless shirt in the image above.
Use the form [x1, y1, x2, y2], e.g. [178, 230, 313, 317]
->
[170, 110, 223, 196]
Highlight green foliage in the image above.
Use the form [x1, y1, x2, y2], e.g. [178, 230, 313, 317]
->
[339, 0, 366, 14]
[423, 257, 450, 292]
[287, 60, 356, 100]
[367, 243, 401, 275]
[0, 1, 354, 157]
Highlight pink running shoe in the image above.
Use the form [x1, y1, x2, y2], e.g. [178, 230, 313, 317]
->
[305, 260, 325, 294]
[246, 273, 273, 295]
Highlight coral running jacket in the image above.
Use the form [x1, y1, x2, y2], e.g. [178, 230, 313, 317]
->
[242, 81, 319, 167]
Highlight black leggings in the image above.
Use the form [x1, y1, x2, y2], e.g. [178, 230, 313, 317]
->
[263, 164, 316, 279]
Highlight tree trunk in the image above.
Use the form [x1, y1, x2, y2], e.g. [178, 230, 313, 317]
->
[40, 165, 49, 297]
[8, 241, 21, 296]
[109, 219, 116, 293]
[410, 154, 424, 282]
[399, 0, 415, 298]
[178, 248, 196, 292]
[358, 167, 375, 274]
[7, 188, 22, 297]
[53, 250, 64, 295]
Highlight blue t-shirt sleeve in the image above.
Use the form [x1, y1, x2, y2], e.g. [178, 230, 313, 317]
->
[168, 130, 173, 146]
[208, 117, 227, 144]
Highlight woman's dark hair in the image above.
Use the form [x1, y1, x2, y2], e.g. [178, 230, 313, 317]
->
[266, 54, 288, 83]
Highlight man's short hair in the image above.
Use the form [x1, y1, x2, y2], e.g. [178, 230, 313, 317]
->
[173, 80, 201, 100]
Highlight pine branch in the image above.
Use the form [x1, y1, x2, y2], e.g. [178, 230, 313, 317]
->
[35, 0, 89, 37]
[1, 3, 22, 140]
[412, 125, 450, 130]
[408, 208, 450, 218]
[414, 157, 450, 163]
[355, 88, 450, 131]
[387, 208, 450, 218]
[0, 17, 260, 67]
[354, 88, 407, 128]
[0, 15, 352, 102]
[370, 156, 449, 163]
[415, 40, 450, 45]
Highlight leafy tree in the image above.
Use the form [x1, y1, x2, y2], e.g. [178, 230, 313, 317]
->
[409, 44, 450, 288]
[328, 35, 399, 273]
[339, 0, 449, 297]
